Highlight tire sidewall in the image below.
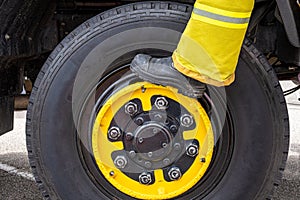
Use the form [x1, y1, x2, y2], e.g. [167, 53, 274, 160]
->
[29, 4, 286, 200]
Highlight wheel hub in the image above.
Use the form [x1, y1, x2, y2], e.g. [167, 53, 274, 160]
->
[92, 82, 214, 199]
[133, 123, 172, 160]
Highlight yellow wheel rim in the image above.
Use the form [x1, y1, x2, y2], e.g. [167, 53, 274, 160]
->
[92, 82, 214, 199]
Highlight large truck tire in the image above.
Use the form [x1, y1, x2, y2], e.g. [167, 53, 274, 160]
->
[26, 2, 289, 199]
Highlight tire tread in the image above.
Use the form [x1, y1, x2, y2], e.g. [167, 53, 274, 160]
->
[26, 2, 289, 200]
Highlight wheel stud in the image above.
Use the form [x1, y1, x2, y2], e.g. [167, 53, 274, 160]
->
[114, 156, 127, 169]
[170, 125, 178, 133]
[108, 127, 121, 140]
[180, 114, 194, 127]
[125, 102, 138, 116]
[168, 167, 182, 181]
[186, 144, 199, 157]
[154, 97, 169, 110]
[139, 172, 152, 185]
[135, 117, 144, 125]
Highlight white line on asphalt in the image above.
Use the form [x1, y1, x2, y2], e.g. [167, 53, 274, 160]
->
[0, 162, 35, 181]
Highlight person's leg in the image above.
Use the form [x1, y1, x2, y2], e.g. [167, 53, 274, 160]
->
[130, 0, 254, 97]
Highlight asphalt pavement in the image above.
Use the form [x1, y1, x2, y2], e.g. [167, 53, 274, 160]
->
[0, 81, 299, 200]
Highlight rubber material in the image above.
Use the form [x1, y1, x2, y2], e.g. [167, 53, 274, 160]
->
[0, 96, 14, 135]
[26, 1, 289, 200]
[130, 55, 206, 98]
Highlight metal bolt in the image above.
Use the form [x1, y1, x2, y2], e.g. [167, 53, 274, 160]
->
[174, 143, 181, 151]
[153, 128, 158, 134]
[141, 86, 146, 93]
[4, 34, 10, 40]
[129, 150, 136, 158]
[154, 114, 163, 121]
[186, 144, 199, 157]
[168, 167, 182, 181]
[139, 172, 152, 185]
[138, 137, 144, 144]
[125, 132, 134, 141]
[145, 161, 152, 168]
[180, 114, 194, 127]
[114, 156, 127, 169]
[125, 102, 138, 115]
[170, 125, 178, 133]
[147, 152, 153, 158]
[163, 158, 170, 165]
[162, 142, 168, 148]
[135, 117, 144, 126]
[109, 171, 115, 176]
[108, 127, 121, 140]
[154, 97, 169, 110]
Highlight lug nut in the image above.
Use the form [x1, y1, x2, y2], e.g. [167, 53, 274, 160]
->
[168, 167, 182, 181]
[139, 172, 152, 185]
[135, 117, 144, 126]
[180, 114, 194, 127]
[186, 144, 199, 157]
[154, 97, 169, 110]
[114, 156, 127, 169]
[125, 102, 138, 115]
[108, 127, 121, 140]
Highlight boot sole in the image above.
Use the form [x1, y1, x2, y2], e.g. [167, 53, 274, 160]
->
[130, 62, 205, 98]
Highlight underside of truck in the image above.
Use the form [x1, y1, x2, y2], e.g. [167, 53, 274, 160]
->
[0, 0, 299, 199]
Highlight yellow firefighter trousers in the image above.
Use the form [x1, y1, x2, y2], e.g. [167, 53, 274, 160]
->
[172, 0, 254, 86]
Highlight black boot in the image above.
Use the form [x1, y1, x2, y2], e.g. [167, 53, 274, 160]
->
[130, 54, 205, 98]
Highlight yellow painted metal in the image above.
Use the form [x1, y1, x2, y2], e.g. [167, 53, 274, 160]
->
[92, 82, 214, 199]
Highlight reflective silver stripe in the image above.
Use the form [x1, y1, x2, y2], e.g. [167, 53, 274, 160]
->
[193, 8, 250, 24]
